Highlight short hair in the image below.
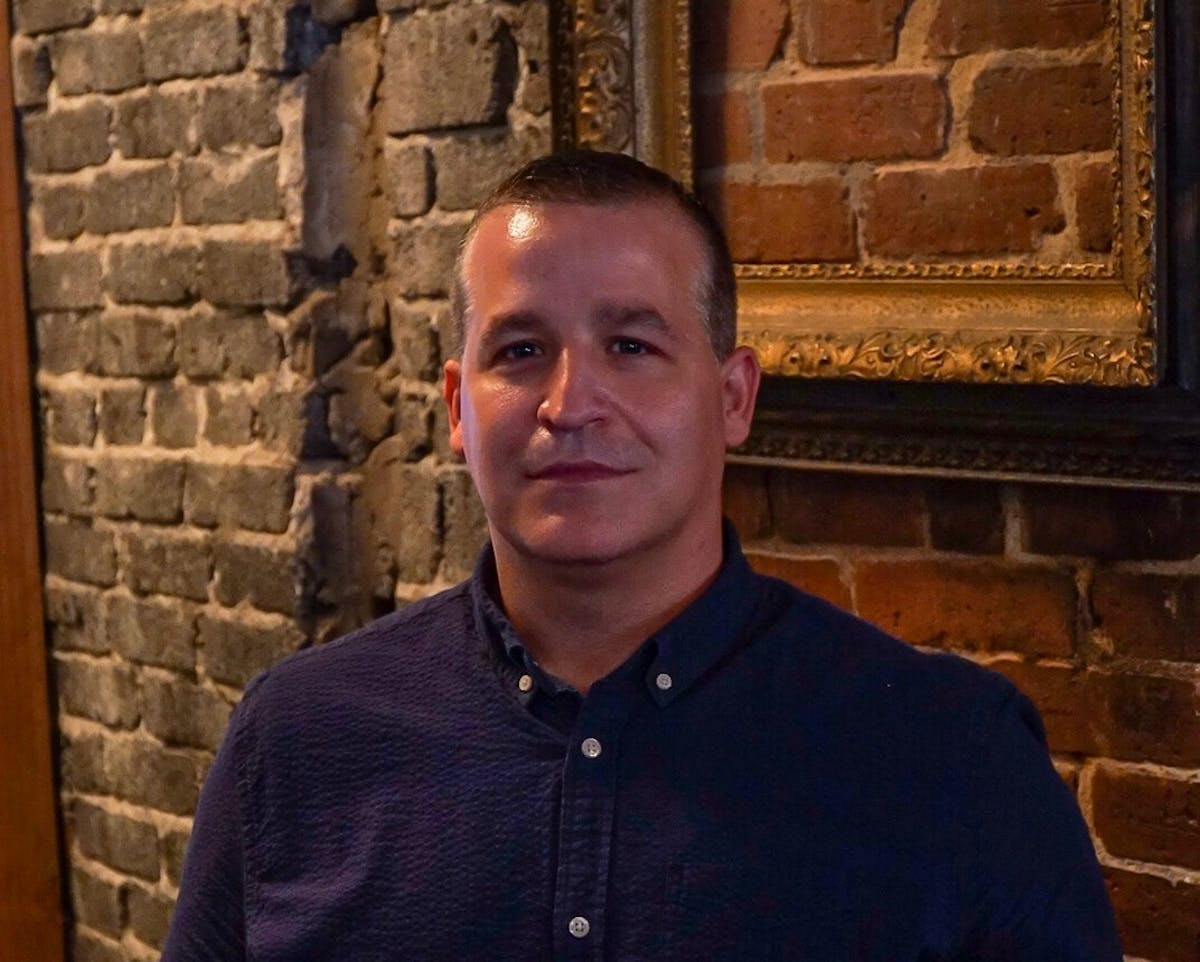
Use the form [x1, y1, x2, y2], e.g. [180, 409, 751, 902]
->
[450, 149, 737, 359]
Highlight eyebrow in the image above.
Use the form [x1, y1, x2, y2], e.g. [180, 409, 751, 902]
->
[474, 304, 678, 357]
[596, 304, 677, 340]
[474, 311, 543, 357]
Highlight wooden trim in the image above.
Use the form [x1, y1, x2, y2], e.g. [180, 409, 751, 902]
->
[0, 4, 67, 960]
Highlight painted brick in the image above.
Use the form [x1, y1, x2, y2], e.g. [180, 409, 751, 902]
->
[927, 480, 1004, 555]
[22, 101, 111, 173]
[45, 387, 97, 445]
[391, 221, 465, 297]
[1077, 160, 1115, 253]
[62, 730, 199, 813]
[96, 310, 176, 377]
[212, 536, 298, 614]
[141, 2, 244, 80]
[12, 36, 52, 108]
[1092, 571, 1200, 662]
[197, 613, 305, 687]
[1093, 766, 1200, 871]
[768, 469, 926, 547]
[180, 153, 281, 224]
[55, 656, 139, 728]
[74, 932, 125, 962]
[200, 239, 293, 307]
[44, 583, 106, 654]
[929, 0, 1106, 56]
[106, 241, 200, 304]
[384, 140, 433, 217]
[855, 560, 1077, 657]
[432, 126, 549, 211]
[68, 868, 123, 938]
[102, 592, 196, 670]
[357, 441, 440, 591]
[127, 885, 173, 949]
[797, 0, 906, 64]
[161, 830, 189, 887]
[114, 88, 198, 158]
[36, 180, 88, 239]
[1105, 868, 1200, 962]
[41, 451, 94, 516]
[98, 385, 147, 445]
[28, 250, 104, 310]
[765, 72, 945, 163]
[864, 164, 1064, 256]
[71, 801, 159, 880]
[203, 386, 254, 445]
[52, 25, 143, 94]
[694, 89, 753, 169]
[382, 6, 517, 134]
[693, 0, 788, 72]
[969, 63, 1112, 157]
[178, 309, 281, 378]
[327, 367, 394, 463]
[704, 179, 856, 262]
[184, 462, 294, 533]
[745, 553, 852, 609]
[122, 530, 211, 601]
[36, 311, 98, 373]
[386, 303, 440, 381]
[93, 454, 185, 522]
[84, 164, 176, 234]
[200, 79, 282, 149]
[13, 0, 93, 34]
[440, 467, 487, 582]
[150, 383, 200, 447]
[1023, 485, 1200, 561]
[141, 674, 231, 751]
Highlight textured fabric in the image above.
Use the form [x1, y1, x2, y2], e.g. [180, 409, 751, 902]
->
[163, 533, 1121, 961]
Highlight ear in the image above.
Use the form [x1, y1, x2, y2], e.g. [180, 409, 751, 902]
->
[443, 359, 466, 459]
[719, 346, 761, 449]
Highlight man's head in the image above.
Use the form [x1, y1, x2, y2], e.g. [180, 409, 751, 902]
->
[451, 149, 738, 360]
[444, 151, 759, 571]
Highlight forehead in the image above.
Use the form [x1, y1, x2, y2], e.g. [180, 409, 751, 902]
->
[460, 199, 708, 318]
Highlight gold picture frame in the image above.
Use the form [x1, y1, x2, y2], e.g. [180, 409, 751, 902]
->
[551, 0, 1158, 388]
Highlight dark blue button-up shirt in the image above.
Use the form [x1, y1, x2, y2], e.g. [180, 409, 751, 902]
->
[164, 533, 1121, 961]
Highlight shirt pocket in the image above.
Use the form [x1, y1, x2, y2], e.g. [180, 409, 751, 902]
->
[660, 862, 775, 962]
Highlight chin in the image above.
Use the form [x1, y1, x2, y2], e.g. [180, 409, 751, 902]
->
[507, 518, 648, 568]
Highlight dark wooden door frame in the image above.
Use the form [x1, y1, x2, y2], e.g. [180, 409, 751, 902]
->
[0, 3, 67, 960]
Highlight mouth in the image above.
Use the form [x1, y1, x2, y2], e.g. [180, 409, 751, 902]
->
[528, 460, 633, 483]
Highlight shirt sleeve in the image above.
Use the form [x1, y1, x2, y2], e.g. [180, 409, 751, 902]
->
[160, 697, 249, 962]
[962, 686, 1122, 961]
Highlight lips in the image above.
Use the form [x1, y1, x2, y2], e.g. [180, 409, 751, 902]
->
[528, 460, 632, 482]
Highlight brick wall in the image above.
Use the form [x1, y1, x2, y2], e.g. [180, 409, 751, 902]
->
[13, 1, 543, 959]
[694, 0, 1115, 264]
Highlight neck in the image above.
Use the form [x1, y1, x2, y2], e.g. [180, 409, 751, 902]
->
[491, 520, 725, 693]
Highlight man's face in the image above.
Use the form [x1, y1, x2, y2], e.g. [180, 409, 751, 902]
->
[444, 199, 758, 568]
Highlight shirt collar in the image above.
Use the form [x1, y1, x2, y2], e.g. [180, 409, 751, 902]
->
[468, 520, 762, 708]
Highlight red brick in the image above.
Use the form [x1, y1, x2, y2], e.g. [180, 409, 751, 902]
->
[745, 553, 853, 610]
[722, 463, 770, 540]
[864, 164, 1064, 256]
[767, 469, 926, 547]
[797, 0, 907, 64]
[694, 0, 789, 73]
[856, 560, 1076, 657]
[1093, 766, 1200, 871]
[695, 89, 753, 169]
[1092, 571, 1200, 663]
[969, 63, 1113, 157]
[1104, 868, 1200, 962]
[703, 179, 856, 262]
[1023, 485, 1200, 561]
[993, 663, 1200, 766]
[929, 0, 1107, 56]
[764, 73, 946, 163]
[928, 480, 1004, 555]
[1076, 160, 1115, 253]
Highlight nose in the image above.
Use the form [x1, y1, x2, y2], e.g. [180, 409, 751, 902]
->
[537, 349, 606, 431]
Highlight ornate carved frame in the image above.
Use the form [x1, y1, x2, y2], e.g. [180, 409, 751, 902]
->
[550, 0, 1200, 487]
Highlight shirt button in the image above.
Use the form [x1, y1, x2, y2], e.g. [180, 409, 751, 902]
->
[580, 737, 602, 759]
[568, 916, 590, 938]
[518, 674, 534, 693]
[655, 672, 673, 691]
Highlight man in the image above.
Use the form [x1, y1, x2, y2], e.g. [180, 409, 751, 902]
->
[164, 151, 1121, 960]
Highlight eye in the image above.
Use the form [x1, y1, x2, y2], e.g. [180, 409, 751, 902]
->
[611, 338, 649, 356]
[498, 341, 542, 362]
